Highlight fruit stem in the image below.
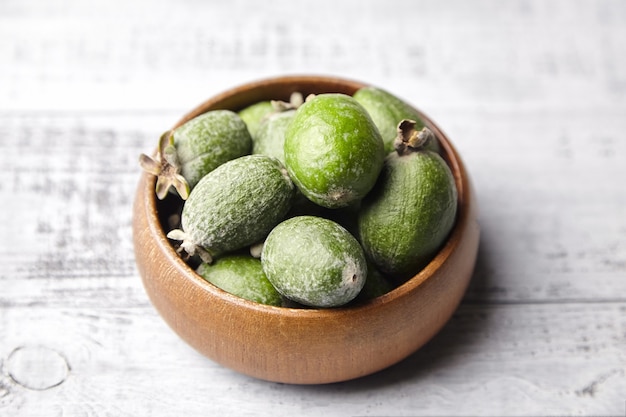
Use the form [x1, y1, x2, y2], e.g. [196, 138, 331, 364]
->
[394, 120, 435, 156]
[167, 229, 213, 264]
[138, 130, 190, 200]
[270, 91, 304, 112]
[249, 241, 264, 259]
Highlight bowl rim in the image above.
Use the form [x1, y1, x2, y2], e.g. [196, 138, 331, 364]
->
[141, 74, 470, 319]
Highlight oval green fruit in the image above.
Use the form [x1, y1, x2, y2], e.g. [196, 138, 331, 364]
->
[196, 255, 282, 306]
[261, 216, 367, 308]
[357, 149, 457, 278]
[252, 109, 295, 164]
[284, 93, 385, 209]
[174, 110, 252, 189]
[170, 155, 295, 263]
[237, 100, 274, 139]
[353, 87, 440, 155]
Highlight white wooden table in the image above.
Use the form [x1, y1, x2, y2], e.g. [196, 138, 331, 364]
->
[1, 0, 625, 415]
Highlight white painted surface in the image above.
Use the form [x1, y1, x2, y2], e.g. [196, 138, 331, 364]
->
[1, 0, 625, 416]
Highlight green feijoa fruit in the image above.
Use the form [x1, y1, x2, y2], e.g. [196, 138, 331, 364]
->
[196, 255, 282, 306]
[168, 155, 295, 263]
[238, 93, 304, 140]
[353, 86, 440, 155]
[252, 109, 295, 164]
[139, 110, 253, 200]
[261, 215, 367, 308]
[238, 101, 274, 139]
[357, 128, 457, 278]
[173, 110, 252, 190]
[284, 93, 385, 209]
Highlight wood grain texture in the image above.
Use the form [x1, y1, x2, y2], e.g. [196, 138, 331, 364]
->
[1, 0, 625, 415]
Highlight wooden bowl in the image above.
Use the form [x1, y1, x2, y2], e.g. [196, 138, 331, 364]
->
[132, 75, 480, 384]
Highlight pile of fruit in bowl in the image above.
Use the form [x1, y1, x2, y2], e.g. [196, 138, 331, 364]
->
[132, 76, 479, 384]
[139, 84, 457, 309]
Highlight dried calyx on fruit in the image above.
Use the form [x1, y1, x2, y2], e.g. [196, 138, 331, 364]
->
[139, 130, 190, 200]
[394, 119, 438, 155]
[270, 91, 304, 113]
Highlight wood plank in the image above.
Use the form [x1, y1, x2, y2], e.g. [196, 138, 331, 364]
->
[454, 106, 626, 304]
[0, 302, 624, 416]
[1, 0, 625, 112]
[1, 0, 625, 415]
